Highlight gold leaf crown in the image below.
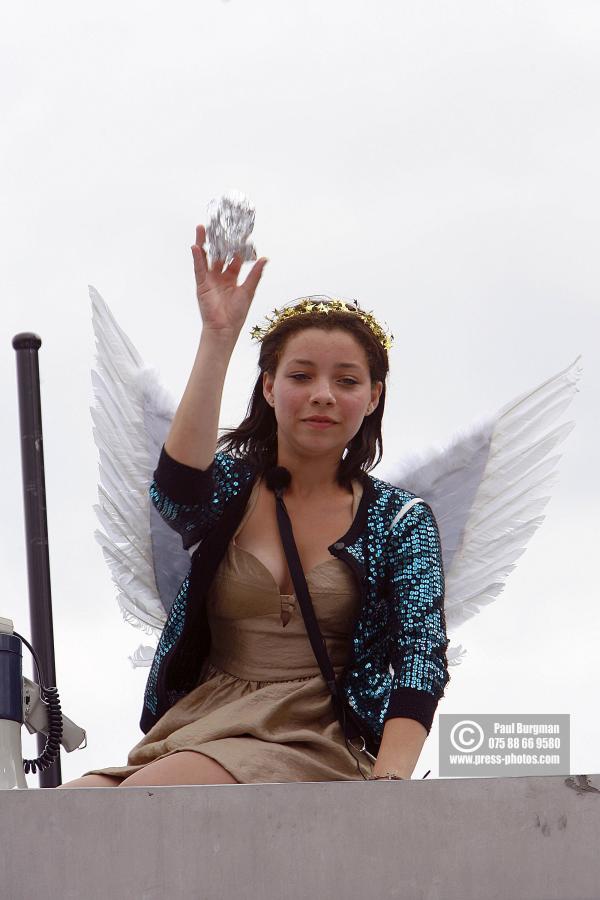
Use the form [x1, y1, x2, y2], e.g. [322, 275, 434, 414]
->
[249, 295, 394, 351]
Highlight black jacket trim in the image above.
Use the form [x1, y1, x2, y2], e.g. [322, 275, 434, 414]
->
[383, 687, 439, 735]
[152, 444, 217, 505]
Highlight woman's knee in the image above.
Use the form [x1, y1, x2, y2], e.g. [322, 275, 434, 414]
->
[118, 751, 239, 787]
[58, 774, 123, 788]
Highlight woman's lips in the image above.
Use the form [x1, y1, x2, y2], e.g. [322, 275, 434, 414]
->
[304, 419, 336, 428]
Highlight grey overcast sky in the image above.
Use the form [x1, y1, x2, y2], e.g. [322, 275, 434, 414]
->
[2, 0, 598, 785]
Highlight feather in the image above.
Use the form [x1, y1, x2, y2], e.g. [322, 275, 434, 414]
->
[89, 283, 582, 676]
[89, 285, 191, 667]
[380, 355, 582, 665]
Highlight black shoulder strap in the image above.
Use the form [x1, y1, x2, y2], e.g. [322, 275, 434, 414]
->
[263, 465, 378, 762]
[273, 495, 339, 700]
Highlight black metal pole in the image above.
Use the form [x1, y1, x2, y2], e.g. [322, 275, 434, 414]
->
[12, 333, 61, 787]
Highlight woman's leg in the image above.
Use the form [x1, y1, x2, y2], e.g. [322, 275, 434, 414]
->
[118, 751, 239, 786]
[58, 774, 124, 788]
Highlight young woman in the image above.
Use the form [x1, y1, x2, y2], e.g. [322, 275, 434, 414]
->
[60, 224, 449, 788]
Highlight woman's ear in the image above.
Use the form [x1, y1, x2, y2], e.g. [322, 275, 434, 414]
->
[263, 372, 273, 405]
[371, 380, 383, 410]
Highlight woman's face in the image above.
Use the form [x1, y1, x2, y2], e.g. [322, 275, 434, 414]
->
[262, 327, 383, 460]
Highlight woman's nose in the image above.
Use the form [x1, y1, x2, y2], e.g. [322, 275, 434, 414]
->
[309, 385, 335, 401]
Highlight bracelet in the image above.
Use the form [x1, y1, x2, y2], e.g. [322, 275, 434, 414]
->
[367, 773, 405, 780]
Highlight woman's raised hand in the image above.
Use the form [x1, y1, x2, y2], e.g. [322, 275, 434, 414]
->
[191, 224, 268, 339]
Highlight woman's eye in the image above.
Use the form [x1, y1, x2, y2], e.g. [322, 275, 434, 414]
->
[289, 374, 357, 385]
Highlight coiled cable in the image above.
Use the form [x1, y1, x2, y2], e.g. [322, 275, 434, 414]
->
[13, 630, 63, 774]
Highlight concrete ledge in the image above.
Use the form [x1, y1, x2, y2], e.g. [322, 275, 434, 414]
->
[2, 773, 600, 900]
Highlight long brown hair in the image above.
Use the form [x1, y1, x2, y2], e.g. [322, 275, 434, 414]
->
[215, 298, 390, 489]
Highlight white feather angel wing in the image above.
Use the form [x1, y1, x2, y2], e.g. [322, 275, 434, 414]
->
[379, 354, 583, 667]
[89, 284, 193, 667]
[90, 285, 582, 674]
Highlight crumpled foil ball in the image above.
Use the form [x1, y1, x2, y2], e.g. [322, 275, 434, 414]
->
[205, 189, 258, 268]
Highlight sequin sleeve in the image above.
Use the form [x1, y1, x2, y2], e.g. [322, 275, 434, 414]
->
[383, 500, 450, 735]
[148, 443, 254, 551]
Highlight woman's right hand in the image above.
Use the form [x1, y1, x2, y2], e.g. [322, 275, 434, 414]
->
[191, 224, 268, 339]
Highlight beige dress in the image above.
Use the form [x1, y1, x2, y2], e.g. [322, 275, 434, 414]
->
[83, 476, 374, 784]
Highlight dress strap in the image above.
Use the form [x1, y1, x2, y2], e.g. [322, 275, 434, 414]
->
[386, 497, 424, 534]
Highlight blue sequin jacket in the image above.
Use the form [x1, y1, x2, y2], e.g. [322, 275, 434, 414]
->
[140, 444, 451, 755]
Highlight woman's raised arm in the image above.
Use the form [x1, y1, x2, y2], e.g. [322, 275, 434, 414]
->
[164, 224, 268, 471]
